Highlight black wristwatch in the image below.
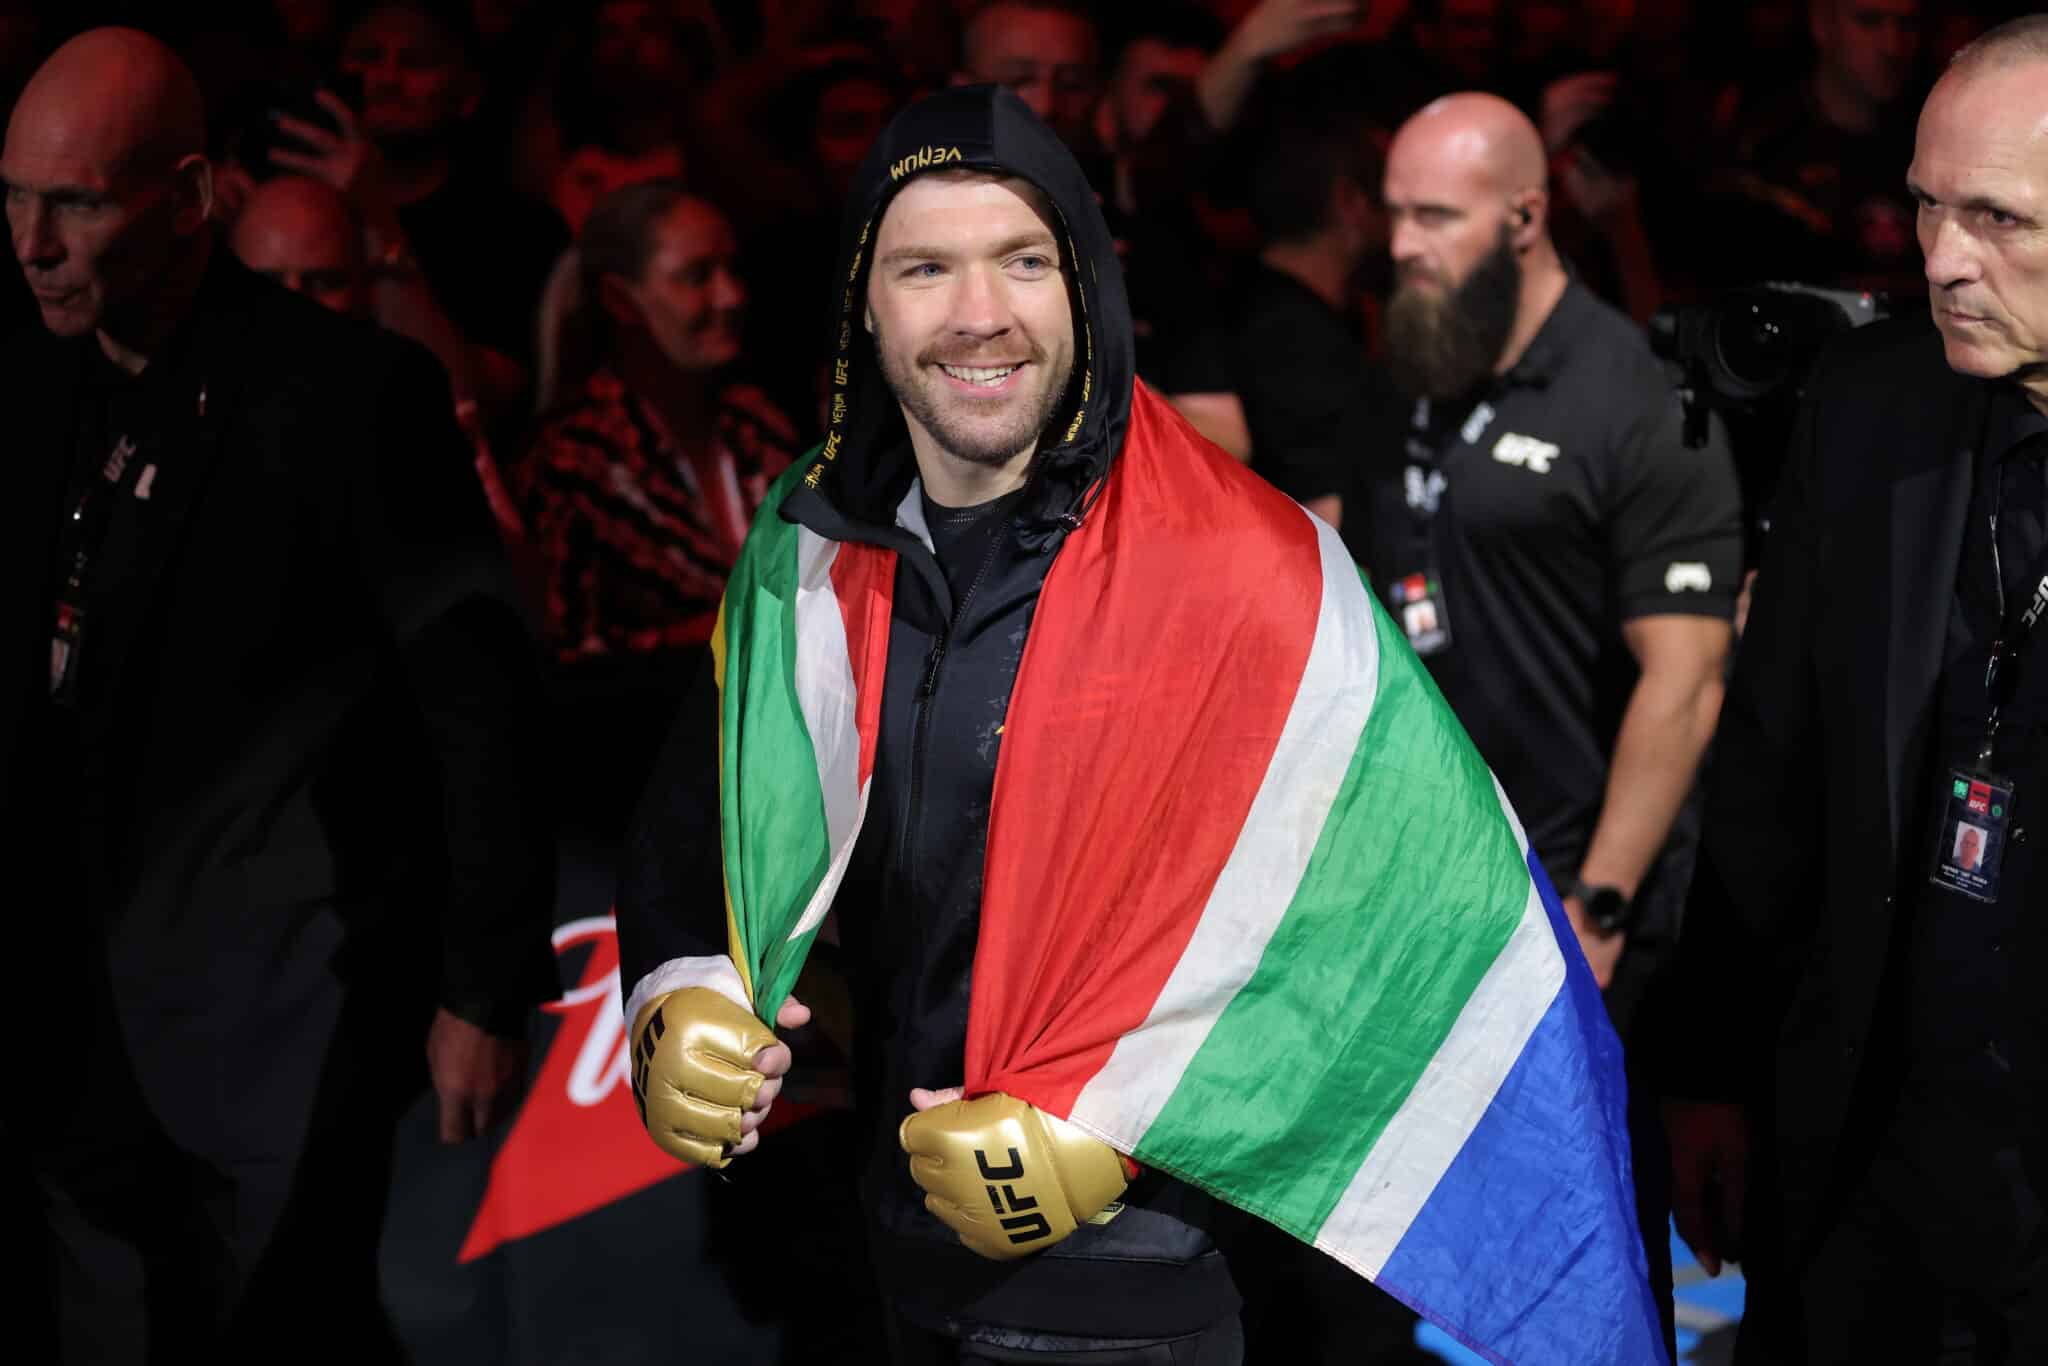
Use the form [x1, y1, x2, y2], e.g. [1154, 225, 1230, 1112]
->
[1568, 879, 1634, 934]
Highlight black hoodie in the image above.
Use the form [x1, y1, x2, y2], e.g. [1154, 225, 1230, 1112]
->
[620, 86, 1240, 1343]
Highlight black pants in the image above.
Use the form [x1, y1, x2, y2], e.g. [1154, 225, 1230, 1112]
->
[1738, 1141, 2048, 1364]
[888, 1314, 1244, 1364]
[21, 979, 423, 1363]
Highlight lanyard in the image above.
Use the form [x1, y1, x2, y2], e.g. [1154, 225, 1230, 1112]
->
[49, 430, 142, 703]
[1980, 458, 2048, 764]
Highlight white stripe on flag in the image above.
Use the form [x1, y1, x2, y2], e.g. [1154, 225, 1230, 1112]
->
[789, 527, 866, 941]
[1313, 880, 1565, 1278]
[1069, 514, 1378, 1145]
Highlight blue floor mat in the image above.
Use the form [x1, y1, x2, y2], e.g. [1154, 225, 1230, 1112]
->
[1414, 1221, 1745, 1364]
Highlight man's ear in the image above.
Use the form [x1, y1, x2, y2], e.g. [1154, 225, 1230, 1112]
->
[173, 154, 215, 234]
[1510, 189, 1546, 247]
[864, 303, 875, 335]
[597, 273, 642, 330]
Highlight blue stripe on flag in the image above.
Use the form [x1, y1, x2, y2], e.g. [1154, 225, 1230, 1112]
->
[1375, 851, 1663, 1365]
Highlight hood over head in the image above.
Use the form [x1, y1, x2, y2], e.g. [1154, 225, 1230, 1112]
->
[781, 83, 1134, 551]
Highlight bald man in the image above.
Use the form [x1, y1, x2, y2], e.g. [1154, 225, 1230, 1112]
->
[1662, 18, 2048, 1361]
[1359, 90, 1742, 1349]
[231, 174, 371, 316]
[0, 27, 555, 1357]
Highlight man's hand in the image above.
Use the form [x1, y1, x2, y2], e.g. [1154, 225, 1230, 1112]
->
[1539, 71, 1618, 152]
[1562, 894, 1627, 989]
[1229, 0, 1366, 63]
[1557, 146, 1640, 228]
[900, 1092, 1129, 1260]
[1201, 0, 1364, 131]
[630, 990, 808, 1167]
[1666, 1099, 1748, 1276]
[268, 92, 392, 214]
[425, 1007, 529, 1145]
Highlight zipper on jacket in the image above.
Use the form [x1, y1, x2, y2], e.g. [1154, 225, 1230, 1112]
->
[894, 518, 1013, 968]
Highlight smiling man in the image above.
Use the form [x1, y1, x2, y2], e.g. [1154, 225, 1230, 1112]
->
[1662, 15, 2048, 1362]
[617, 84, 1659, 1365]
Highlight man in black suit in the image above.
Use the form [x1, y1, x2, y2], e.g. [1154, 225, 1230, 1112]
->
[1663, 15, 2048, 1362]
[0, 27, 555, 1358]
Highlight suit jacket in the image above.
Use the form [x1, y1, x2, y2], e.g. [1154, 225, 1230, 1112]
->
[1659, 316, 2009, 1265]
[0, 255, 555, 1167]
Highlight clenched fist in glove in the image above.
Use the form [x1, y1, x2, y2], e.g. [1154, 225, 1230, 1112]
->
[899, 1093, 1131, 1259]
[629, 985, 805, 1167]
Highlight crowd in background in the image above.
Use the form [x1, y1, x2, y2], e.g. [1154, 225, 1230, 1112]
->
[0, 1, 1989, 741]
[0, 1, 2026, 1359]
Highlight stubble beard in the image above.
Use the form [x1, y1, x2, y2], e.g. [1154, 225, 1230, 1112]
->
[874, 325, 1074, 469]
[1384, 227, 1524, 402]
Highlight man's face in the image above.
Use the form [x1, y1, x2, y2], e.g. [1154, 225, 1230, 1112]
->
[1420, 0, 1501, 85]
[339, 5, 473, 146]
[815, 77, 897, 197]
[231, 185, 368, 317]
[1104, 38, 1206, 153]
[866, 171, 1075, 470]
[1813, 0, 1921, 110]
[1961, 826, 1983, 866]
[961, 5, 1099, 144]
[1909, 64, 2048, 391]
[617, 199, 746, 373]
[1383, 130, 1525, 398]
[2, 106, 188, 339]
[592, 0, 690, 99]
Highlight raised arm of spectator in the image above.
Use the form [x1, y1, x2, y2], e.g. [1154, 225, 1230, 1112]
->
[1197, 0, 1364, 133]
[271, 92, 524, 421]
[683, 21, 858, 229]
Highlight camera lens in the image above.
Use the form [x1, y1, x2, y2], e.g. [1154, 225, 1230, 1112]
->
[1715, 299, 1799, 392]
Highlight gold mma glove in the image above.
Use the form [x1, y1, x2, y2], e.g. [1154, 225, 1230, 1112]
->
[899, 1093, 1130, 1260]
[629, 987, 780, 1168]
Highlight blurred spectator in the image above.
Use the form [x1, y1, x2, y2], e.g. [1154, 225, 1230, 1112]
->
[1707, 0, 1925, 293]
[230, 172, 373, 315]
[331, 0, 568, 415]
[1104, 2, 1369, 378]
[1406, 0, 1502, 96]
[231, 172, 527, 540]
[1536, 69, 1667, 321]
[1096, 2, 1220, 171]
[1186, 106, 1396, 544]
[547, 0, 701, 233]
[523, 182, 798, 664]
[953, 0, 1101, 148]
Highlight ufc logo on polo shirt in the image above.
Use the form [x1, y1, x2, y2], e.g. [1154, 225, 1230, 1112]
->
[1492, 433, 1560, 474]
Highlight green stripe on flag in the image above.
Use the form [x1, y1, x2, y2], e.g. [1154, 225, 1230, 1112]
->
[719, 463, 834, 1020]
[1131, 595, 1528, 1239]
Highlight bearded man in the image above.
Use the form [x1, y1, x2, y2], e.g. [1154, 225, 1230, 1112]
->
[616, 84, 1661, 1365]
[1368, 93, 1742, 1021]
[1354, 90, 1744, 1353]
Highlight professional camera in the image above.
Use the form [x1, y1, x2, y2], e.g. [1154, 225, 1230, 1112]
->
[1652, 283, 1887, 437]
[1651, 284, 1889, 557]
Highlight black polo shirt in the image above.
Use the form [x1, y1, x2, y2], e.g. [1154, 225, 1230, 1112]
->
[1227, 265, 1402, 568]
[1355, 281, 1743, 941]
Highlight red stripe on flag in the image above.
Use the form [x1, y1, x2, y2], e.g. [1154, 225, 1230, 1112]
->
[966, 382, 1325, 1116]
[830, 541, 898, 789]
